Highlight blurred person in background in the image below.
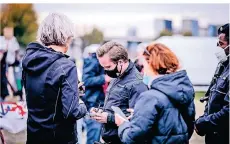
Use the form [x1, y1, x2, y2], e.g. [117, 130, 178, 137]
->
[133, 43, 148, 73]
[134, 43, 151, 86]
[195, 23, 229, 144]
[22, 13, 87, 144]
[69, 57, 85, 144]
[91, 41, 148, 144]
[115, 43, 195, 144]
[82, 44, 111, 144]
[10, 49, 24, 100]
[0, 27, 20, 101]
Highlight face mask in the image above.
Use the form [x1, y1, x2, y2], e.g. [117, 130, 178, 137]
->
[105, 64, 122, 78]
[215, 45, 229, 62]
[143, 74, 156, 88]
[143, 75, 151, 86]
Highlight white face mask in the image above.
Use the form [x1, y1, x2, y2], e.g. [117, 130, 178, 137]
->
[215, 45, 229, 62]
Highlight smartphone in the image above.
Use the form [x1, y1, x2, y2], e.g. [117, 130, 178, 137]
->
[78, 80, 84, 91]
[111, 106, 129, 122]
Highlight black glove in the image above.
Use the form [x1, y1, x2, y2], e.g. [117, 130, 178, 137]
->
[195, 116, 207, 136]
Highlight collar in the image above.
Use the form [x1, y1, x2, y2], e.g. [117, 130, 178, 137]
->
[222, 56, 229, 67]
[119, 60, 134, 79]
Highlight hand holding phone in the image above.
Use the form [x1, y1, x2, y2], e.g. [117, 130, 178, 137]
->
[78, 81, 85, 96]
[111, 106, 129, 122]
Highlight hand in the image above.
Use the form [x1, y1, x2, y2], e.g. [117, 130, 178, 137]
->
[78, 82, 85, 97]
[105, 75, 112, 82]
[126, 108, 134, 120]
[90, 107, 97, 113]
[195, 117, 206, 136]
[115, 113, 125, 126]
[90, 107, 103, 113]
[92, 112, 108, 123]
[79, 99, 84, 104]
[194, 125, 199, 133]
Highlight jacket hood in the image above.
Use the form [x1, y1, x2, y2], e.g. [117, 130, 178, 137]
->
[150, 70, 194, 106]
[22, 42, 68, 73]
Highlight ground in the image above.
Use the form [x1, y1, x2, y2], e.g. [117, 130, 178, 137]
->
[1, 92, 206, 144]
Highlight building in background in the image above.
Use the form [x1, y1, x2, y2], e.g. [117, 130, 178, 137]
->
[199, 27, 208, 37]
[155, 35, 218, 91]
[207, 24, 222, 37]
[126, 27, 139, 59]
[154, 19, 173, 36]
[182, 19, 199, 36]
[127, 27, 137, 37]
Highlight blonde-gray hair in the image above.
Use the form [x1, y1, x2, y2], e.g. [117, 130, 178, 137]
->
[37, 13, 75, 46]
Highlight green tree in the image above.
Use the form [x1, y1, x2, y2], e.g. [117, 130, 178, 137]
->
[0, 4, 38, 46]
[182, 31, 193, 36]
[81, 27, 104, 48]
[160, 29, 173, 36]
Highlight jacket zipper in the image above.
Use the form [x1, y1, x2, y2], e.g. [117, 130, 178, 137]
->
[103, 78, 120, 111]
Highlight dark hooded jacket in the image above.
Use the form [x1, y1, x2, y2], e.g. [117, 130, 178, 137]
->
[22, 42, 87, 144]
[195, 58, 229, 144]
[118, 70, 195, 144]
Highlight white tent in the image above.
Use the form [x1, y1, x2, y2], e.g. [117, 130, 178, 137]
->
[154, 36, 219, 91]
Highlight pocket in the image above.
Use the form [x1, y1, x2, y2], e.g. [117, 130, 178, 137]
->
[213, 77, 227, 95]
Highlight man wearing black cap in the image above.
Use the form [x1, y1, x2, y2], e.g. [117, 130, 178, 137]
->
[195, 23, 229, 144]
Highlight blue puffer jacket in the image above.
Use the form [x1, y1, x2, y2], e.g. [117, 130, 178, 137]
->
[118, 70, 195, 144]
[22, 42, 87, 144]
[82, 53, 105, 111]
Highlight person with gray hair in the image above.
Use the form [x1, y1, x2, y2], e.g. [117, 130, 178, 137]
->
[22, 13, 87, 144]
[90, 41, 148, 144]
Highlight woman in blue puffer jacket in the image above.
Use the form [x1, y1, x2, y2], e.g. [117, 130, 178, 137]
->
[115, 43, 195, 144]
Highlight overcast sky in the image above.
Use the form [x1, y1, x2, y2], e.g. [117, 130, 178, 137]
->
[33, 4, 230, 37]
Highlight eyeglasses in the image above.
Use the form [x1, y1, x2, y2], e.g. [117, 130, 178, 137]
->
[143, 47, 151, 56]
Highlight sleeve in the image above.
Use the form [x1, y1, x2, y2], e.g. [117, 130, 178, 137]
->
[118, 94, 160, 144]
[106, 82, 148, 124]
[107, 113, 116, 125]
[82, 58, 105, 87]
[61, 64, 87, 120]
[181, 101, 196, 139]
[195, 93, 229, 134]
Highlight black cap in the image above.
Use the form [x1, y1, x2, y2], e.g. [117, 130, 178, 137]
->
[218, 23, 229, 41]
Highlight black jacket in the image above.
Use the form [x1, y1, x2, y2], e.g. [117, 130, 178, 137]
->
[195, 58, 229, 144]
[22, 42, 87, 144]
[102, 61, 148, 143]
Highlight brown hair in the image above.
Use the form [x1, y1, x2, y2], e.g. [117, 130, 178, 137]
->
[146, 43, 180, 74]
[96, 41, 128, 63]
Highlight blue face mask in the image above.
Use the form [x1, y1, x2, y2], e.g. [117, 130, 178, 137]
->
[143, 75, 152, 86]
[143, 74, 163, 88]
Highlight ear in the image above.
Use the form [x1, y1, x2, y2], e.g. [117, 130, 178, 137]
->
[66, 37, 73, 48]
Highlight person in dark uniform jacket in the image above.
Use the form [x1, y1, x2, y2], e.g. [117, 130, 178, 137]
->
[195, 23, 229, 144]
